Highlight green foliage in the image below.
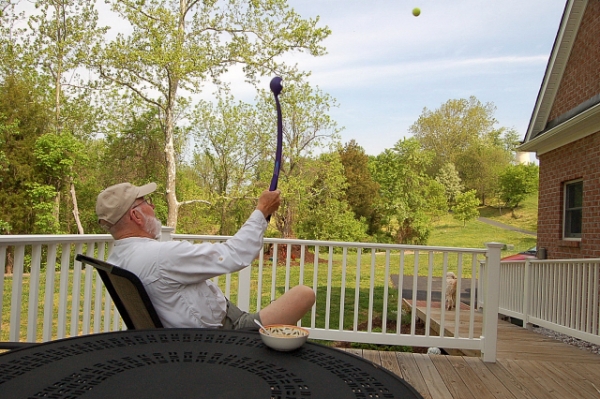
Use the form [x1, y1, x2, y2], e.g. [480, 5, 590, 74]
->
[457, 128, 514, 204]
[435, 162, 463, 209]
[102, 109, 166, 181]
[34, 133, 86, 179]
[294, 153, 368, 242]
[0, 115, 16, 182]
[369, 138, 435, 244]
[452, 190, 480, 227]
[498, 163, 539, 210]
[26, 183, 60, 233]
[339, 140, 381, 234]
[410, 97, 516, 204]
[191, 91, 269, 234]
[424, 179, 448, 221]
[0, 75, 50, 234]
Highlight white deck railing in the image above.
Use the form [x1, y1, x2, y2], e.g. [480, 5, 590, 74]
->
[497, 258, 600, 346]
[0, 232, 503, 360]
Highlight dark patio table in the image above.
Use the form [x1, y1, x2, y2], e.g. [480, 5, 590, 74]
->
[0, 328, 423, 398]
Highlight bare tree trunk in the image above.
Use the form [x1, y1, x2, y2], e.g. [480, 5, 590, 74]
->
[54, 191, 61, 229]
[70, 179, 84, 234]
[164, 105, 179, 229]
[5, 250, 13, 275]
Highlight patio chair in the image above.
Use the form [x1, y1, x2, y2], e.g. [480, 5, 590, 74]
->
[75, 254, 164, 329]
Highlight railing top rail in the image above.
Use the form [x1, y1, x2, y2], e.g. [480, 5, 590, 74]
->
[0, 234, 113, 245]
[173, 234, 488, 254]
[529, 258, 600, 264]
[0, 233, 487, 254]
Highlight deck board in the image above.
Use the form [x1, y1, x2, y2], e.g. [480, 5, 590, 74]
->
[344, 300, 600, 398]
[413, 354, 454, 399]
[428, 355, 476, 399]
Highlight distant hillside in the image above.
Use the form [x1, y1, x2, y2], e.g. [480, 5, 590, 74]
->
[478, 192, 538, 233]
[428, 192, 538, 257]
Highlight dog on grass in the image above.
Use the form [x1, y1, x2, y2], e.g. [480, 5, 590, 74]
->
[445, 272, 458, 311]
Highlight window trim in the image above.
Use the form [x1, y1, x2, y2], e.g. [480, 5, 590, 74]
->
[563, 179, 583, 241]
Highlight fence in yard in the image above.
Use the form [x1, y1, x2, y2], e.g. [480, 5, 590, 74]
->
[0, 231, 503, 360]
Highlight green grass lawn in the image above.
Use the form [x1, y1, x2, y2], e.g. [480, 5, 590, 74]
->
[432, 191, 538, 256]
[478, 192, 538, 233]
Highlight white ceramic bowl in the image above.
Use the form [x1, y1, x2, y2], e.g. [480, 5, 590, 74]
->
[259, 324, 309, 351]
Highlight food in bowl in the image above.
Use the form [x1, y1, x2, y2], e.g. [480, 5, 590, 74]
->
[259, 324, 309, 351]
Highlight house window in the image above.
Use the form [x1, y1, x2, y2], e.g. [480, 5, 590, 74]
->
[563, 180, 583, 239]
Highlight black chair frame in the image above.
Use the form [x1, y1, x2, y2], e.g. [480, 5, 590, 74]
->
[76, 254, 163, 329]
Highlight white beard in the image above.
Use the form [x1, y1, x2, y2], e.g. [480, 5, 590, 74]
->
[143, 213, 162, 240]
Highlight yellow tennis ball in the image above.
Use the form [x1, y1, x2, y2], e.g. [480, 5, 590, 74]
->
[412, 7, 421, 17]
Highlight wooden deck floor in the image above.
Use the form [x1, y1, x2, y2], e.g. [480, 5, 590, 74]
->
[342, 302, 600, 399]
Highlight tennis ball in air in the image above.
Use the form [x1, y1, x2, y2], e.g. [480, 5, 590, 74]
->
[412, 8, 421, 17]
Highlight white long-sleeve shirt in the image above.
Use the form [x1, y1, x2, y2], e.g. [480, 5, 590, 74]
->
[107, 210, 267, 328]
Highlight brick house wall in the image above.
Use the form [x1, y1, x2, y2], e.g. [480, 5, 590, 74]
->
[536, 2, 600, 259]
[537, 131, 600, 259]
[548, 0, 600, 121]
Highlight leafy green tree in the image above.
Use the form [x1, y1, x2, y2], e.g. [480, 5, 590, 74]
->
[33, 132, 87, 233]
[370, 138, 435, 244]
[452, 190, 480, 227]
[174, 165, 216, 235]
[456, 128, 514, 204]
[254, 80, 341, 238]
[98, 108, 169, 222]
[295, 152, 367, 242]
[0, 75, 50, 234]
[28, 0, 106, 133]
[338, 140, 381, 234]
[410, 97, 515, 203]
[410, 96, 497, 173]
[191, 91, 269, 234]
[435, 162, 463, 209]
[424, 179, 448, 221]
[498, 163, 539, 216]
[27, 0, 107, 232]
[95, 0, 330, 230]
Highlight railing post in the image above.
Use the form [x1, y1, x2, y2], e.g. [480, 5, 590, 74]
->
[477, 259, 485, 310]
[522, 259, 532, 329]
[237, 267, 252, 312]
[482, 242, 503, 363]
[160, 226, 174, 242]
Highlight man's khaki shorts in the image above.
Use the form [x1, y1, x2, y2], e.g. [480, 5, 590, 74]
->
[222, 300, 261, 330]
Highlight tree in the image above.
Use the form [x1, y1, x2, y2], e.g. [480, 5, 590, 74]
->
[338, 140, 381, 234]
[456, 127, 515, 204]
[95, 0, 331, 229]
[28, 0, 107, 233]
[0, 75, 50, 234]
[410, 97, 515, 203]
[191, 91, 269, 234]
[424, 179, 448, 221]
[33, 132, 87, 233]
[294, 152, 367, 242]
[435, 162, 463, 210]
[370, 138, 435, 244]
[255, 80, 341, 238]
[498, 163, 539, 216]
[452, 190, 480, 227]
[410, 96, 497, 174]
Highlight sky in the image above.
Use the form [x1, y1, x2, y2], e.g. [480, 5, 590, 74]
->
[236, 0, 568, 156]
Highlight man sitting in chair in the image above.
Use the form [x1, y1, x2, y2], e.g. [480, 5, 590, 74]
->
[96, 182, 315, 330]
